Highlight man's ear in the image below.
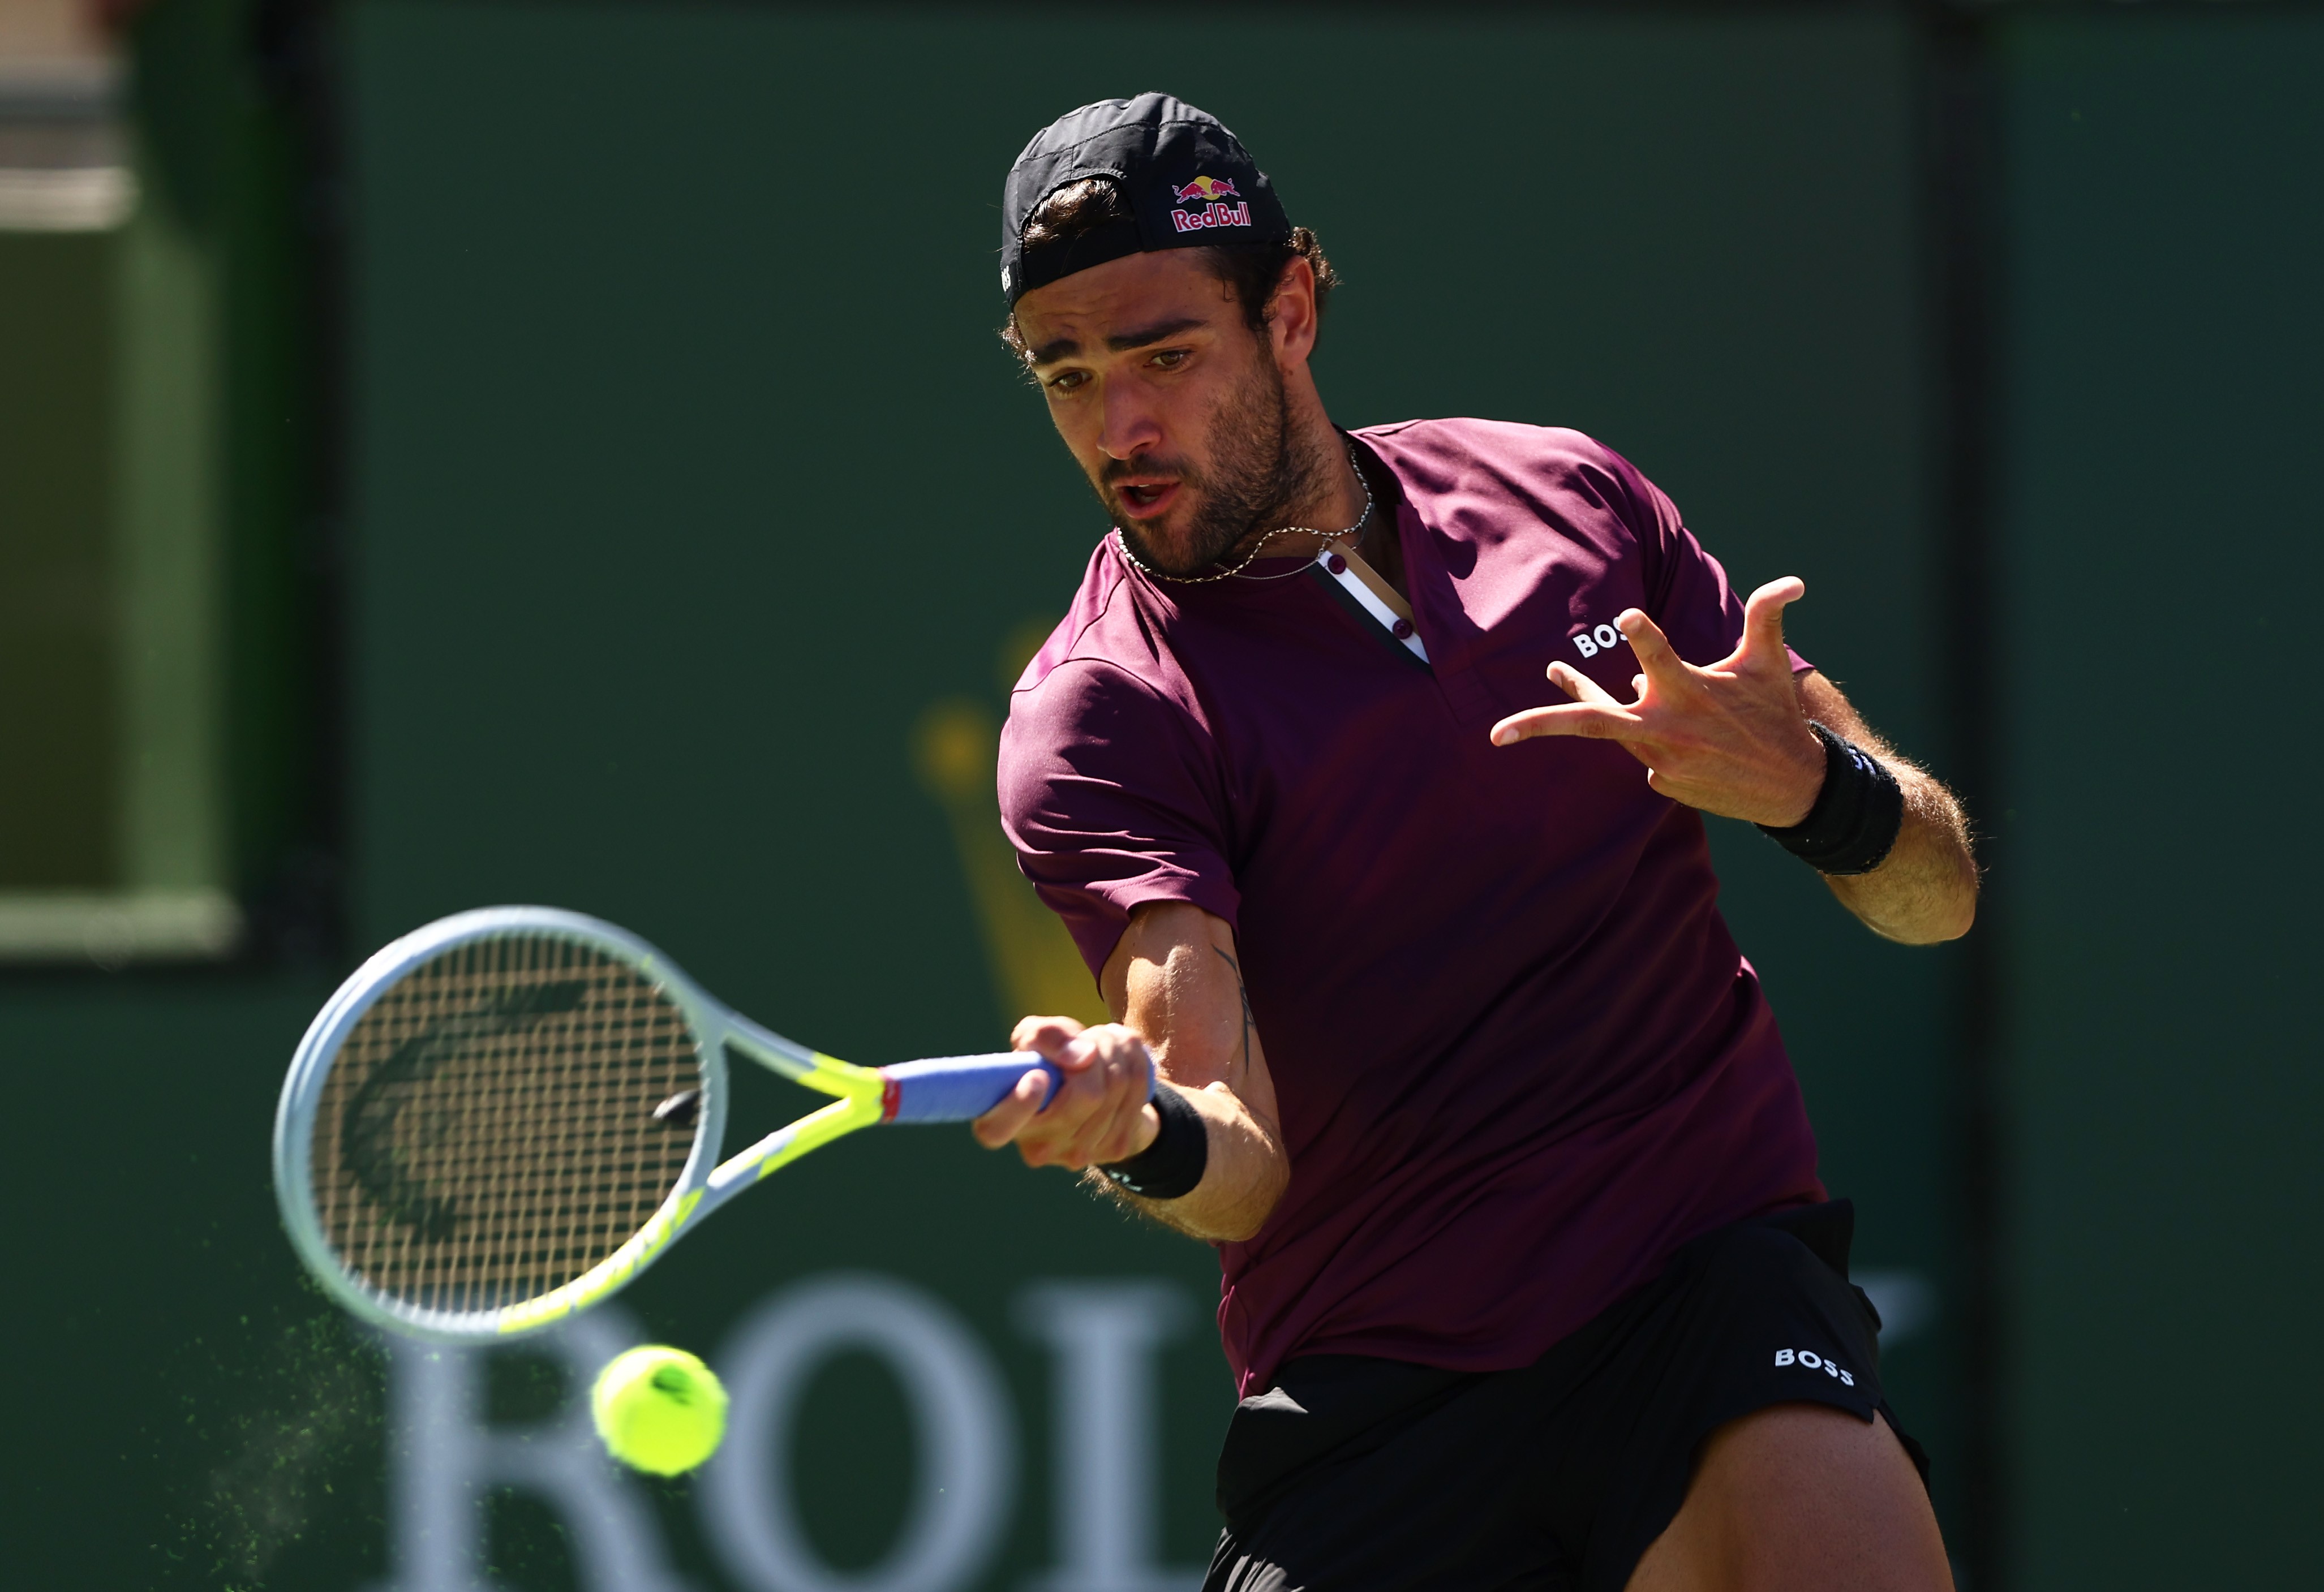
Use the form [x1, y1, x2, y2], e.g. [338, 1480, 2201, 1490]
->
[1269, 255, 1320, 366]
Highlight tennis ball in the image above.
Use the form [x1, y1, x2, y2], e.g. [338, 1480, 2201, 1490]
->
[590, 1345, 728, 1476]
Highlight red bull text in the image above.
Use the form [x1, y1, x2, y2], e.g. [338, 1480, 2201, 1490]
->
[1170, 174, 1252, 233]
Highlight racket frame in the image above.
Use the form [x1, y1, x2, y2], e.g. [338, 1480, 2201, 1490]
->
[273, 906, 895, 1344]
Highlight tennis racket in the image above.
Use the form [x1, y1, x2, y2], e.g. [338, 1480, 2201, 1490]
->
[272, 906, 1138, 1343]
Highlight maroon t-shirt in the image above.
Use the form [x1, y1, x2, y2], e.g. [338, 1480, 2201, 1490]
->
[998, 419, 1824, 1395]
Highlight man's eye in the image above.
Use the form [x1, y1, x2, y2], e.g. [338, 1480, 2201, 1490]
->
[1046, 370, 1089, 393]
[1149, 349, 1190, 370]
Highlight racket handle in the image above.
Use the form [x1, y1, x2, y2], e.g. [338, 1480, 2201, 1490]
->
[877, 1053, 1068, 1124]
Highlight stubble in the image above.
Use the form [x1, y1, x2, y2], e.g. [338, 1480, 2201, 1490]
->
[1106, 354, 1334, 578]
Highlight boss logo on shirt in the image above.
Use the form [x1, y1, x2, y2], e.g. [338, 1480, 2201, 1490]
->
[1774, 1348, 1855, 1386]
[1570, 622, 1626, 659]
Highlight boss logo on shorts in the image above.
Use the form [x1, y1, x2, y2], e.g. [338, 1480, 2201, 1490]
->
[1571, 622, 1626, 659]
[1774, 1348, 1855, 1386]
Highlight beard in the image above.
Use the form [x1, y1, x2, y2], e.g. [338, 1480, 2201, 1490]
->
[1101, 355, 1335, 578]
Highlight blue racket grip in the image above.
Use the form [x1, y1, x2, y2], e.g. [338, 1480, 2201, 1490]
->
[878, 1049, 1155, 1125]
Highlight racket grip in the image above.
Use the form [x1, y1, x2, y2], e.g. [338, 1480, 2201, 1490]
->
[878, 1053, 1067, 1124]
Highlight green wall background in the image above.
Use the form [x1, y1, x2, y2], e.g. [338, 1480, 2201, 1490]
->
[1997, 12, 2324, 1587]
[6, 6, 1958, 1588]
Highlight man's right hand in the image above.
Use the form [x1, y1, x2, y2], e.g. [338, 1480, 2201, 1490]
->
[972, 901, 1291, 1243]
[971, 1016, 1160, 1170]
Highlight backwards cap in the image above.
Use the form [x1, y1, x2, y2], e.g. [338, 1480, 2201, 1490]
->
[1000, 93, 1292, 307]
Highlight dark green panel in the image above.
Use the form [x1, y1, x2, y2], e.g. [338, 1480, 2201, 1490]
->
[0, 978, 356, 1591]
[2000, 14, 2324, 1589]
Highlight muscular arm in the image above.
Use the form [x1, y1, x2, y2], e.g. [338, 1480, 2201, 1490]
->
[1489, 576, 1977, 946]
[970, 901, 1289, 1241]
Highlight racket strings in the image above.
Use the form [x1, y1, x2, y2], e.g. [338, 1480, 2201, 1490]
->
[310, 934, 702, 1313]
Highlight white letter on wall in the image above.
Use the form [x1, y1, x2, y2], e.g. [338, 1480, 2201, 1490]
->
[370, 1304, 693, 1592]
[701, 1273, 1015, 1592]
[1017, 1281, 1204, 1592]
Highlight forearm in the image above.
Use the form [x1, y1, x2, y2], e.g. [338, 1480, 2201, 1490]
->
[1087, 1078, 1287, 1242]
[1822, 764, 1977, 943]
[1798, 676, 1978, 944]
[1094, 902, 1291, 1242]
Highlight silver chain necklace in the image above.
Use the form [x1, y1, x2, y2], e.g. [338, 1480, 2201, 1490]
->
[1112, 444, 1376, 585]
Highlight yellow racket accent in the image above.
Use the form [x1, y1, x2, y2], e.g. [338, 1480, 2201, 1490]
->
[746, 1095, 879, 1181]
[497, 1054, 884, 1334]
[750, 1052, 888, 1178]
[500, 1186, 706, 1335]
[801, 1051, 883, 1098]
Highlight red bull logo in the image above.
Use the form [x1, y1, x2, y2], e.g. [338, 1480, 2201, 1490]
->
[1171, 175, 1241, 205]
[1169, 173, 1253, 234]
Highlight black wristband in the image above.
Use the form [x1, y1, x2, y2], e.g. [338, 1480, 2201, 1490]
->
[1097, 1082, 1209, 1201]
[1756, 721, 1904, 876]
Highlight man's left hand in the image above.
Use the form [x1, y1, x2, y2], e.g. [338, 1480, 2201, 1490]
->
[1489, 577, 1825, 827]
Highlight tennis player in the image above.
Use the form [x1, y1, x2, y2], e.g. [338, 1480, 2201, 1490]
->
[974, 95, 1975, 1592]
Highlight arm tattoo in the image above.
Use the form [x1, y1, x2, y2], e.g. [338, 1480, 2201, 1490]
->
[1212, 946, 1254, 1075]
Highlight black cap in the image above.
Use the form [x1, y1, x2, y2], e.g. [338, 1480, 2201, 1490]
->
[1000, 93, 1292, 307]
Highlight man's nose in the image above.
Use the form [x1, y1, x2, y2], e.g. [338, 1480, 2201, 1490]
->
[1098, 381, 1163, 461]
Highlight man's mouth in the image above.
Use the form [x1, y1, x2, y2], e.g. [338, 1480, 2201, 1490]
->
[1112, 478, 1181, 520]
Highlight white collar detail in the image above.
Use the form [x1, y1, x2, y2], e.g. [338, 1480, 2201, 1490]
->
[1315, 538, 1428, 664]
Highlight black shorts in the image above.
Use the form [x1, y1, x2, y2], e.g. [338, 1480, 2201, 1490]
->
[1202, 1201, 1928, 1592]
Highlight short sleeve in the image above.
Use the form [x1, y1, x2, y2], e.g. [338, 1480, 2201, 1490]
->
[1621, 462, 1812, 677]
[998, 660, 1242, 979]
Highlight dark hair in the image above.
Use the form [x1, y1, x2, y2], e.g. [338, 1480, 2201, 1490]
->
[1001, 175, 1339, 355]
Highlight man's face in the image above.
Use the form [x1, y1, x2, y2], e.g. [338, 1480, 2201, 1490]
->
[1014, 250, 1321, 576]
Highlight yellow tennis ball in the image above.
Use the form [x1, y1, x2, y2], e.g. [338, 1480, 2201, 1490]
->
[590, 1345, 728, 1476]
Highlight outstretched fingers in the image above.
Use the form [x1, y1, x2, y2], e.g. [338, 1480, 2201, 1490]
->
[1614, 608, 1688, 687]
[1493, 659, 1642, 747]
[1547, 660, 1624, 707]
[1492, 701, 1640, 746]
[1736, 577, 1806, 672]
